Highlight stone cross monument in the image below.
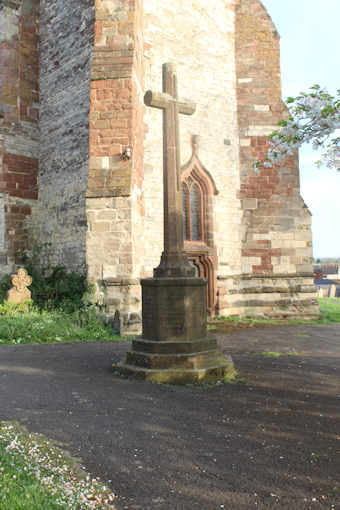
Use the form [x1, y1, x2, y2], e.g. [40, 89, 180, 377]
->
[144, 63, 196, 278]
[119, 63, 234, 384]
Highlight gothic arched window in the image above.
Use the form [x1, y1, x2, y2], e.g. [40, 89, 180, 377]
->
[181, 152, 218, 314]
[182, 177, 203, 242]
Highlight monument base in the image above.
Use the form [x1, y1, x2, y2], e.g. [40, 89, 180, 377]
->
[118, 277, 235, 385]
[118, 336, 235, 384]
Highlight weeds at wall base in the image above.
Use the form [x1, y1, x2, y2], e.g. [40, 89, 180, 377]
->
[0, 243, 94, 314]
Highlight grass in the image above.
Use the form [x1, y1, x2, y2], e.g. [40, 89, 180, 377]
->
[318, 298, 340, 322]
[0, 302, 122, 346]
[262, 351, 282, 358]
[261, 350, 301, 358]
[0, 422, 116, 510]
[209, 314, 316, 329]
[0, 298, 338, 348]
[183, 368, 241, 389]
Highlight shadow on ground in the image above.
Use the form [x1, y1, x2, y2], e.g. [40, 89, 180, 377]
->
[0, 324, 339, 509]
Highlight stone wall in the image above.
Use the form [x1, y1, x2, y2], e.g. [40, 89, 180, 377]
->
[0, 0, 318, 325]
[89, 0, 318, 329]
[142, 0, 242, 277]
[39, 0, 94, 270]
[216, 0, 319, 318]
[0, 0, 40, 270]
[86, 0, 244, 332]
[218, 274, 318, 319]
[86, 0, 145, 333]
[235, 0, 313, 275]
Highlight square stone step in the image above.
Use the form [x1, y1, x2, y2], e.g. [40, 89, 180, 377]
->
[118, 359, 235, 385]
[126, 348, 228, 370]
[132, 336, 218, 355]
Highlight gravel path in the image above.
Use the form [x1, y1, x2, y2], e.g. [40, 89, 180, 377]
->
[0, 324, 339, 509]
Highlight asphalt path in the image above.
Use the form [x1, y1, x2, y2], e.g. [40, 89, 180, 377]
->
[0, 324, 339, 509]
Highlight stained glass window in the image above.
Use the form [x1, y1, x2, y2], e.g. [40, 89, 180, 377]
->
[190, 183, 201, 240]
[182, 178, 202, 241]
[182, 183, 189, 240]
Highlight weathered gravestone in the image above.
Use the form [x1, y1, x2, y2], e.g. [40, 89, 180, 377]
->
[6, 268, 32, 304]
[119, 63, 234, 384]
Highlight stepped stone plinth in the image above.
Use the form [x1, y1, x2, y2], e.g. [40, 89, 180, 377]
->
[119, 277, 234, 384]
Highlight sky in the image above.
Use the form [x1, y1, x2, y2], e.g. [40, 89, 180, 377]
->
[260, 0, 340, 259]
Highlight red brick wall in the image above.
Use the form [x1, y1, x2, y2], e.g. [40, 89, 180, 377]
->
[235, 0, 311, 276]
[6, 203, 33, 254]
[0, 0, 40, 265]
[88, 0, 144, 199]
[1, 154, 38, 200]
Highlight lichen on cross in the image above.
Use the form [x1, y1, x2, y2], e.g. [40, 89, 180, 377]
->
[144, 63, 197, 278]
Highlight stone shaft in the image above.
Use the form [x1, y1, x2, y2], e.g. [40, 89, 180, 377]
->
[144, 63, 196, 277]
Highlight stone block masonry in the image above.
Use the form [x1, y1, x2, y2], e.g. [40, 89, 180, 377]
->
[85, 0, 145, 333]
[0, 0, 318, 330]
[218, 274, 318, 320]
[120, 277, 235, 384]
[0, 0, 40, 269]
[88, 0, 144, 199]
[230, 0, 319, 319]
[2, 154, 38, 200]
[142, 0, 242, 279]
[39, 0, 95, 270]
[235, 0, 313, 277]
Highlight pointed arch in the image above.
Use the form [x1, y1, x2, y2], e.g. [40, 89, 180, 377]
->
[181, 140, 218, 249]
[181, 138, 218, 314]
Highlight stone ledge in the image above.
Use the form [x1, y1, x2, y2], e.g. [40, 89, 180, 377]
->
[227, 285, 316, 295]
[86, 190, 131, 199]
[126, 348, 229, 370]
[132, 337, 218, 355]
[142, 277, 206, 288]
[229, 298, 319, 308]
[218, 273, 315, 281]
[103, 278, 140, 286]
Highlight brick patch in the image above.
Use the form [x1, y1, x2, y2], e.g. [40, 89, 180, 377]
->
[2, 153, 38, 200]
[88, 0, 144, 199]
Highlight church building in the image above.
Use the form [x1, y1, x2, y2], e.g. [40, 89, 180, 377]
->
[0, 0, 319, 332]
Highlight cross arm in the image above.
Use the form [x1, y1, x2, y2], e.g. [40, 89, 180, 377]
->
[144, 90, 196, 116]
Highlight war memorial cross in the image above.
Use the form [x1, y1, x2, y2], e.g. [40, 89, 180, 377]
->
[144, 63, 196, 277]
[119, 63, 234, 384]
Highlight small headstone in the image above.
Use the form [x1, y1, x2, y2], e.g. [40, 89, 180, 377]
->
[6, 268, 32, 304]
